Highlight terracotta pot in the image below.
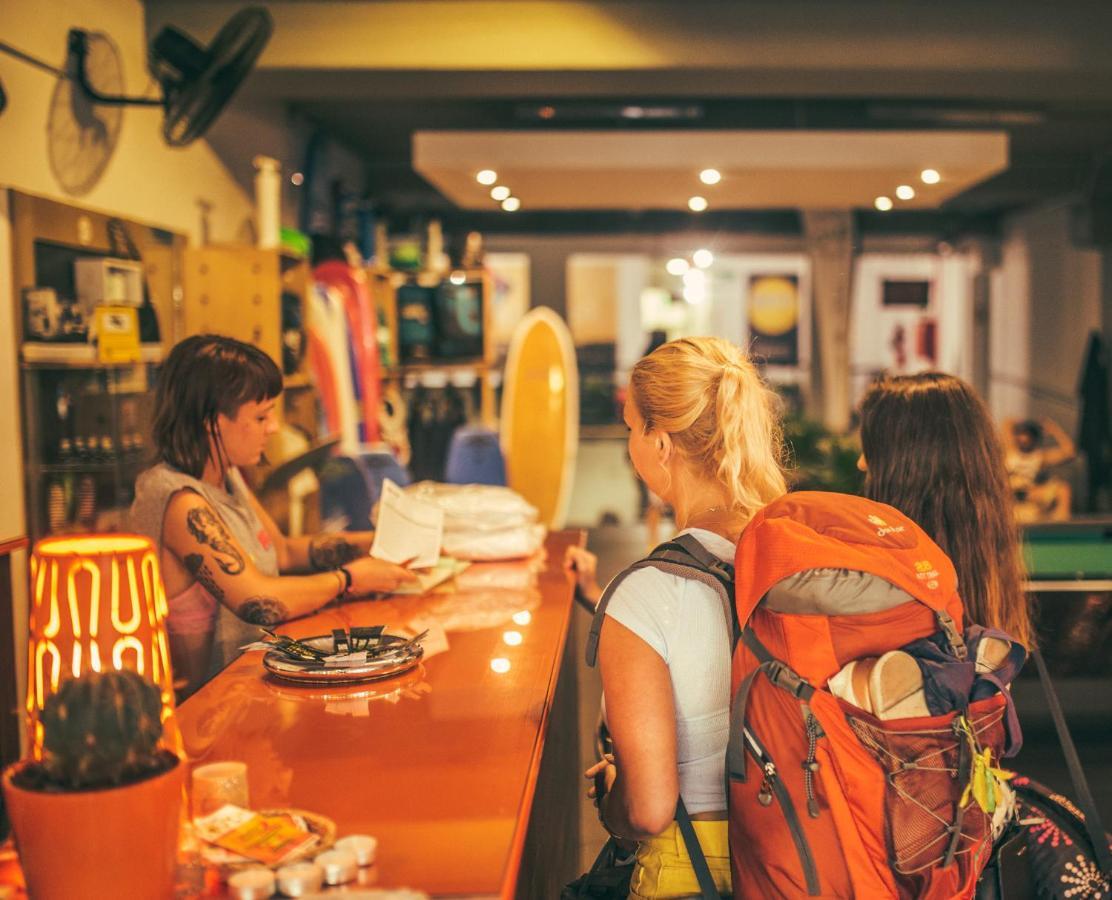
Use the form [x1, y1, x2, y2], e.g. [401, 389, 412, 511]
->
[2, 756, 184, 900]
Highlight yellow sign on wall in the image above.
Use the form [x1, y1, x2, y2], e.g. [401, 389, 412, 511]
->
[94, 305, 141, 364]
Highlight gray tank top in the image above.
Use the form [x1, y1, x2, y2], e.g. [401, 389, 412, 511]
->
[130, 462, 280, 678]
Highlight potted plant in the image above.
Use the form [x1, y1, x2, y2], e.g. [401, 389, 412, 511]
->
[2, 669, 185, 899]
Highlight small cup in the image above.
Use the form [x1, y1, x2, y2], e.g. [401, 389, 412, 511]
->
[314, 848, 358, 885]
[275, 861, 323, 897]
[335, 834, 377, 867]
[227, 867, 275, 899]
[191, 760, 249, 819]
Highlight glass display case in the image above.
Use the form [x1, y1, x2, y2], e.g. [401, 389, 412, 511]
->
[20, 350, 162, 540]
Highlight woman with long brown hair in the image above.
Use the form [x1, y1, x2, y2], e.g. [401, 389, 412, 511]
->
[858, 372, 1032, 649]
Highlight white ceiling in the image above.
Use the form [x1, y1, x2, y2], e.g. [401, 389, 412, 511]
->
[413, 130, 1009, 212]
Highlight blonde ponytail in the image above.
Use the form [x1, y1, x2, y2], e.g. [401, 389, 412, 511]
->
[630, 337, 787, 521]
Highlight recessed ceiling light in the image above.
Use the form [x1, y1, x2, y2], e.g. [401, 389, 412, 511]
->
[501, 197, 521, 212]
[683, 282, 707, 304]
[688, 196, 708, 212]
[491, 185, 511, 201]
[666, 257, 690, 276]
[699, 168, 721, 185]
[692, 248, 714, 269]
[874, 196, 894, 212]
[289, 172, 304, 186]
[920, 169, 941, 185]
[896, 185, 916, 200]
[476, 169, 497, 185]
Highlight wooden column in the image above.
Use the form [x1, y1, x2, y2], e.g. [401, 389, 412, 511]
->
[803, 211, 856, 433]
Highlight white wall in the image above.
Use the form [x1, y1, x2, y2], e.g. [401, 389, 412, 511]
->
[0, 0, 254, 241]
[991, 202, 1103, 430]
[850, 252, 974, 406]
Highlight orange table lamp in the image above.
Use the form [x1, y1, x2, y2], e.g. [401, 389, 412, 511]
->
[25, 534, 177, 758]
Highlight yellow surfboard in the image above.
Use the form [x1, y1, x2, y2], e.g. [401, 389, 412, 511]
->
[500, 308, 579, 530]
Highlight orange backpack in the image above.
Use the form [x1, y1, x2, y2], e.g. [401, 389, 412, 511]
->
[727, 492, 1012, 899]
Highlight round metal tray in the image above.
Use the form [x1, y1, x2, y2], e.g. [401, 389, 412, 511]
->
[262, 633, 423, 685]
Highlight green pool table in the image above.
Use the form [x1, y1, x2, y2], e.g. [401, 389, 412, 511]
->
[1022, 519, 1112, 588]
[1021, 519, 1112, 681]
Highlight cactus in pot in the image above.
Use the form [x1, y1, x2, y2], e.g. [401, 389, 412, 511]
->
[40, 669, 169, 790]
[2, 669, 184, 899]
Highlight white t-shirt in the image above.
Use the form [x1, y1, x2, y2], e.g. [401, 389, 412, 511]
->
[602, 528, 734, 815]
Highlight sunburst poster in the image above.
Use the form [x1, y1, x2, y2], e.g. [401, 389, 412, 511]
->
[747, 274, 800, 365]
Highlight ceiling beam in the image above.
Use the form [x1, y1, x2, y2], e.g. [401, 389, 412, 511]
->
[145, 2, 1112, 103]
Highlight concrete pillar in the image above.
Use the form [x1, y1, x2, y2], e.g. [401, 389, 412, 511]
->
[959, 237, 1001, 399]
[803, 210, 856, 432]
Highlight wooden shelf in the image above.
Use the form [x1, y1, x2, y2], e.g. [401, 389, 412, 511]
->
[29, 457, 147, 475]
[21, 343, 163, 368]
[383, 359, 488, 375]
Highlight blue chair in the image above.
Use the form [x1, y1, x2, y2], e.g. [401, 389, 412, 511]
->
[319, 456, 374, 531]
[356, 449, 411, 509]
[444, 426, 506, 486]
[319, 450, 412, 531]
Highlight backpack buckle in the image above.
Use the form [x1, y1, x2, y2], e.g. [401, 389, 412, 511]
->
[936, 611, 968, 661]
[765, 659, 813, 700]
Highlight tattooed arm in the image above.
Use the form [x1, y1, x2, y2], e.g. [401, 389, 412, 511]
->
[163, 491, 415, 626]
[236, 478, 374, 573]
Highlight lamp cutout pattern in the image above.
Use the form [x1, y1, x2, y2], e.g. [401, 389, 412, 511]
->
[25, 534, 177, 759]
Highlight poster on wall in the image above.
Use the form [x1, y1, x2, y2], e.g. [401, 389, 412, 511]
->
[882, 279, 932, 308]
[747, 274, 800, 365]
[484, 253, 530, 353]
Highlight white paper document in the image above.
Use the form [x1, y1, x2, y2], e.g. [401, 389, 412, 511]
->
[371, 479, 443, 569]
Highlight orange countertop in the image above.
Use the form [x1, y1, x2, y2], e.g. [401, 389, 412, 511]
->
[179, 529, 582, 899]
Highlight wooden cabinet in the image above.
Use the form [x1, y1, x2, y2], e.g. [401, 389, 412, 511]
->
[368, 267, 497, 426]
[7, 191, 184, 545]
[182, 245, 284, 369]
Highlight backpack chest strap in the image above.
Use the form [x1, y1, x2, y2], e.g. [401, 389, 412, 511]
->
[726, 627, 815, 784]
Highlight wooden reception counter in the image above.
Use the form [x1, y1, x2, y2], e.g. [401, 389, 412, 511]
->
[179, 529, 583, 899]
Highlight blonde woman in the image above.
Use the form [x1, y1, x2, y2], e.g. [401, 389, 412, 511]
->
[585, 337, 787, 898]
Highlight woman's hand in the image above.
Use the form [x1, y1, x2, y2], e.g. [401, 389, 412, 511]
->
[585, 755, 617, 806]
[345, 557, 419, 596]
[565, 546, 603, 608]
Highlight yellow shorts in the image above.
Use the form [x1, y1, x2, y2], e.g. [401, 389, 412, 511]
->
[628, 819, 731, 899]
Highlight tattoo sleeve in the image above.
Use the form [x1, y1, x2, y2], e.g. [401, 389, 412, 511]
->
[186, 507, 245, 575]
[309, 534, 360, 571]
[237, 597, 290, 626]
[184, 553, 226, 603]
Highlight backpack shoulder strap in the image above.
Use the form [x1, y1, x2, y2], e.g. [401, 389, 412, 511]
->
[585, 535, 736, 668]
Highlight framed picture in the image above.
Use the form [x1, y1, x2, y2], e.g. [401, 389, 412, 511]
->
[747, 274, 800, 366]
[882, 279, 932, 308]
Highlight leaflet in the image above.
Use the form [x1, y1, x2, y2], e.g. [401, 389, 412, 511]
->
[370, 479, 443, 569]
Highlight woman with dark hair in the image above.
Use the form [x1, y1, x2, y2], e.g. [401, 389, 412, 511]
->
[858, 372, 1032, 649]
[131, 334, 415, 696]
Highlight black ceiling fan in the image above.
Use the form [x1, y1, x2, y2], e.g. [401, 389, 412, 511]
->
[0, 7, 273, 148]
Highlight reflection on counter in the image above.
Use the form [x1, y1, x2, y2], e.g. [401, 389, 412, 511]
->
[262, 665, 432, 717]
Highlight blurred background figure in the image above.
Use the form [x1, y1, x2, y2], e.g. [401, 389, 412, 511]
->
[1004, 417, 1076, 522]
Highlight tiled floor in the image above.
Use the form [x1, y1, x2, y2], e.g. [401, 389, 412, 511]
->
[569, 523, 1112, 883]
